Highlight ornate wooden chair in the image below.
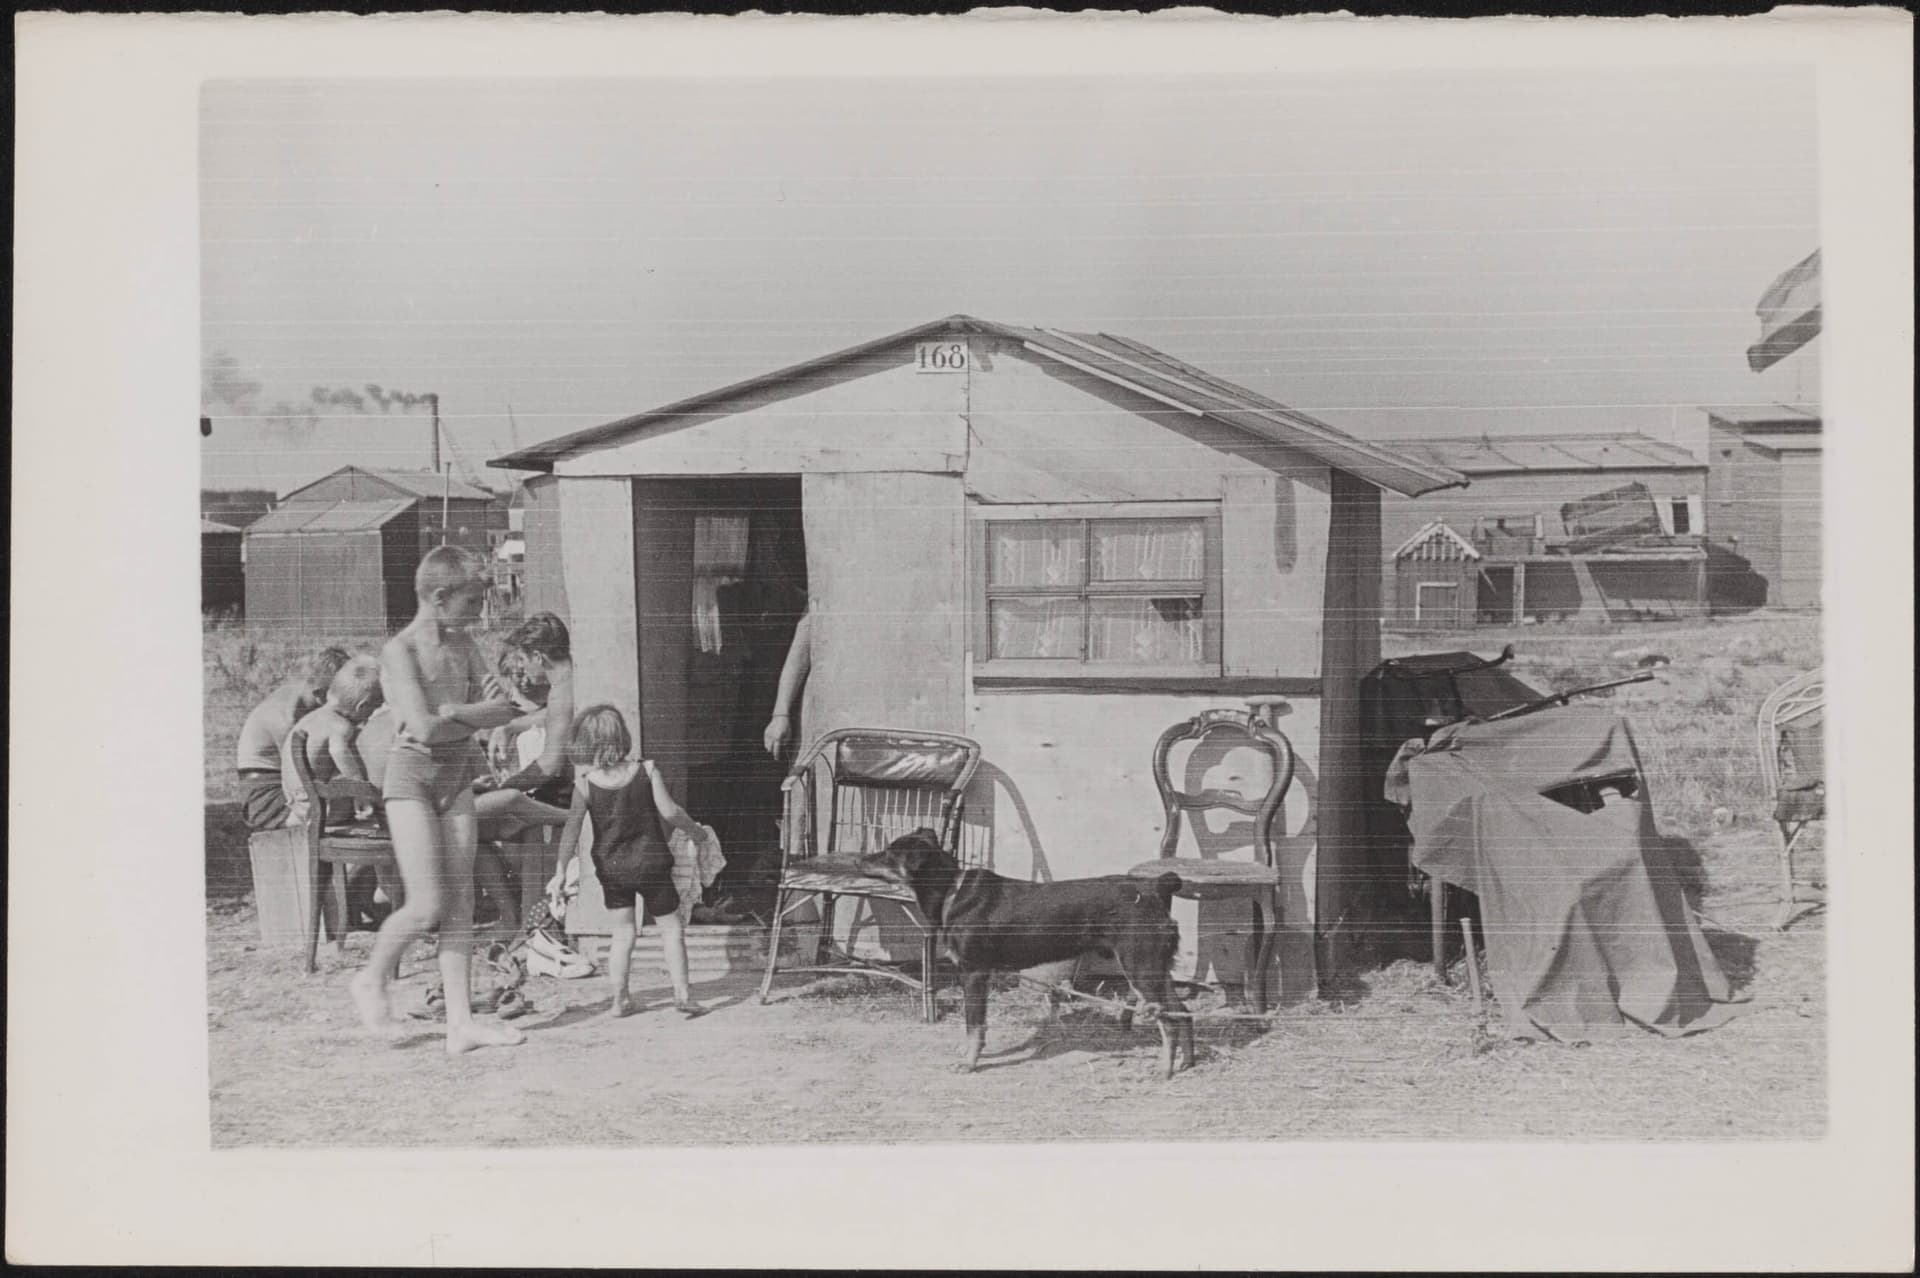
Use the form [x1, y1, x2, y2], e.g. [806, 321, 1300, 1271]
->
[1128, 697, 1296, 1014]
[1757, 670, 1824, 930]
[286, 730, 399, 973]
[759, 728, 983, 1022]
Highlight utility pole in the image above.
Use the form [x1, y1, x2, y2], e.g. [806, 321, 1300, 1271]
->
[428, 392, 449, 540]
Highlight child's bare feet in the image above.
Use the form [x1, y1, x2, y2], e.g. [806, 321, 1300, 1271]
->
[350, 973, 407, 1039]
[673, 1000, 708, 1019]
[605, 992, 636, 1019]
[445, 1019, 527, 1055]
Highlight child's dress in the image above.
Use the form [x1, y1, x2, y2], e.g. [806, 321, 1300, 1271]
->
[582, 767, 680, 919]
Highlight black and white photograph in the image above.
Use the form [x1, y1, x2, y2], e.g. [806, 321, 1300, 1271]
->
[10, 10, 1913, 1271]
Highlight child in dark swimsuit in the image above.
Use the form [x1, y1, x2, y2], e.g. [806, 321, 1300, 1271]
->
[554, 705, 707, 1019]
[350, 545, 526, 1055]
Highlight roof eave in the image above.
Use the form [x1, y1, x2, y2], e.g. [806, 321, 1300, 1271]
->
[488, 314, 1003, 472]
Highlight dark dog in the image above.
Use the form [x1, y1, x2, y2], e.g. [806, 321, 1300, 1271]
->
[859, 830, 1196, 1078]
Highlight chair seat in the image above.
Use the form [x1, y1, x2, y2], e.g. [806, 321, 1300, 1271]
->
[317, 832, 394, 858]
[779, 857, 917, 903]
[1128, 857, 1282, 893]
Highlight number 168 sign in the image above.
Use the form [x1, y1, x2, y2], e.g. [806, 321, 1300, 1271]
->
[914, 340, 969, 374]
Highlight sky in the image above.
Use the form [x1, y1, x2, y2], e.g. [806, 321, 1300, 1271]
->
[199, 69, 1821, 494]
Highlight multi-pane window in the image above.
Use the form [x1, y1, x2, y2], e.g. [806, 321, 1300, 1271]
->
[977, 510, 1220, 672]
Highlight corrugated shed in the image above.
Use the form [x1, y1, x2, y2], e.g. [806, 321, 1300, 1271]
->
[1380, 432, 1703, 475]
[488, 314, 1465, 498]
[247, 498, 416, 535]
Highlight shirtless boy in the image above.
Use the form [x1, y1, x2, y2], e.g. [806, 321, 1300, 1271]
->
[350, 546, 525, 1054]
[280, 656, 385, 826]
[234, 647, 351, 831]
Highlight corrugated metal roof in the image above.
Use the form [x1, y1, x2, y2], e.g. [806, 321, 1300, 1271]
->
[247, 498, 416, 535]
[1742, 433, 1824, 454]
[1703, 404, 1821, 429]
[361, 468, 496, 502]
[201, 518, 243, 536]
[280, 466, 495, 505]
[488, 315, 1465, 498]
[1378, 432, 1703, 475]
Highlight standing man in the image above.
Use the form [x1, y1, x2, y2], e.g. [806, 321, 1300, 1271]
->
[761, 608, 812, 762]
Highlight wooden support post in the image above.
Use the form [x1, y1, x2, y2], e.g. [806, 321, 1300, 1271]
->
[1460, 916, 1486, 1018]
[1513, 561, 1526, 624]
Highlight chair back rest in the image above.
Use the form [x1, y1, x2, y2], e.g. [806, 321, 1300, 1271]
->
[1756, 670, 1824, 794]
[1151, 709, 1295, 866]
[784, 728, 983, 863]
[286, 729, 386, 833]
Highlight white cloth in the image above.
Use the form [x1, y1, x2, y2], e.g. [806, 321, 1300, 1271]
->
[668, 822, 727, 923]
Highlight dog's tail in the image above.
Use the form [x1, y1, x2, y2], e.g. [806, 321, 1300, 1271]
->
[1152, 871, 1183, 909]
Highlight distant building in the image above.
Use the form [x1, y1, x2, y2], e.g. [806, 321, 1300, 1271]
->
[243, 466, 504, 632]
[1379, 433, 1709, 628]
[201, 518, 246, 616]
[200, 488, 277, 529]
[1701, 406, 1822, 611]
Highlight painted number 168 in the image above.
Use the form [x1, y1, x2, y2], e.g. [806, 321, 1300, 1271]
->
[915, 341, 968, 373]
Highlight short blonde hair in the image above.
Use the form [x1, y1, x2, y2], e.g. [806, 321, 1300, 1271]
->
[569, 704, 632, 770]
[414, 544, 487, 601]
[327, 656, 384, 718]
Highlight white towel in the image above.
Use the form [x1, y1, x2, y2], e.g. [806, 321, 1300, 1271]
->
[668, 822, 727, 923]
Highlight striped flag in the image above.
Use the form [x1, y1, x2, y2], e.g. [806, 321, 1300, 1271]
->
[1746, 249, 1822, 373]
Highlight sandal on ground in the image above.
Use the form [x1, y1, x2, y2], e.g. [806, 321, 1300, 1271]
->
[673, 1001, 709, 1019]
[484, 943, 527, 990]
[495, 989, 531, 1020]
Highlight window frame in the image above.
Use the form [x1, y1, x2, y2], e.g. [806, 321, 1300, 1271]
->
[969, 501, 1223, 680]
[1415, 581, 1460, 624]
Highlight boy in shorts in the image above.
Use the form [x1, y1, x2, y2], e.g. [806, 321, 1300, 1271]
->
[350, 546, 525, 1054]
[234, 646, 351, 831]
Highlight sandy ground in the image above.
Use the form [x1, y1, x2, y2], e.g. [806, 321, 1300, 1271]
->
[206, 824, 1823, 1147]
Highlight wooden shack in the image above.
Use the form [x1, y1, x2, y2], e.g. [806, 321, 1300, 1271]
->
[1391, 521, 1481, 631]
[244, 466, 502, 633]
[1703, 406, 1823, 610]
[493, 316, 1464, 1000]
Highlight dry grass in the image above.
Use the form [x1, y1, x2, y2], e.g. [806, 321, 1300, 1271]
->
[204, 611, 1825, 1146]
[1386, 611, 1822, 842]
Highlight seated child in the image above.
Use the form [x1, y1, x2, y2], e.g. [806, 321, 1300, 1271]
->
[554, 705, 708, 1019]
[234, 646, 351, 831]
[280, 657, 385, 826]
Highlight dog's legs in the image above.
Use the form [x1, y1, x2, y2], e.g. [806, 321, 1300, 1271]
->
[1125, 966, 1194, 1079]
[955, 971, 990, 1073]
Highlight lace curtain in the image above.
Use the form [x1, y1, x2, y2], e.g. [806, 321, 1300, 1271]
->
[987, 518, 1204, 662]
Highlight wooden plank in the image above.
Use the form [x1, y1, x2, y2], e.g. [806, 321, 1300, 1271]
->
[556, 358, 967, 478]
[521, 474, 569, 619]
[800, 472, 966, 737]
[556, 477, 641, 939]
[1310, 468, 1381, 990]
[1221, 470, 1331, 679]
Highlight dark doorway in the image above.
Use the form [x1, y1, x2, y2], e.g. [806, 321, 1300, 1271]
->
[1476, 566, 1516, 625]
[678, 478, 809, 904]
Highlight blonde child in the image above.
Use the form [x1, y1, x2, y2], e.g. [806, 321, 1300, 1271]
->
[555, 705, 707, 1019]
[280, 656, 385, 826]
[351, 545, 525, 1054]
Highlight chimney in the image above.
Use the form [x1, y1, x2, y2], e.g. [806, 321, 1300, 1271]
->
[427, 393, 442, 473]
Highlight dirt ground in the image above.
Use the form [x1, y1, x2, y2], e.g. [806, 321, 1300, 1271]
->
[206, 613, 1825, 1146]
[206, 821, 1823, 1147]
